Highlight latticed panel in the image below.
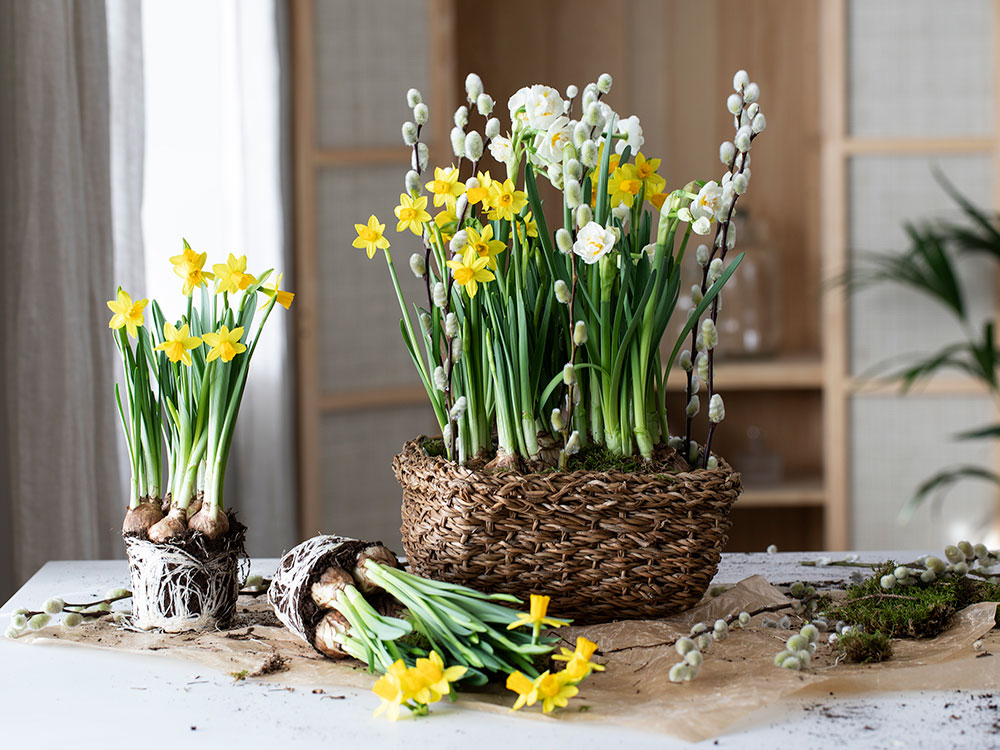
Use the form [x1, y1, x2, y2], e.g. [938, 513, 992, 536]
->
[320, 406, 439, 550]
[848, 0, 995, 138]
[314, 0, 430, 148]
[850, 395, 997, 550]
[847, 154, 994, 377]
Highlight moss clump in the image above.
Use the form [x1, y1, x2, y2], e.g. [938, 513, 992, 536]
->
[838, 631, 893, 664]
[831, 562, 1000, 639]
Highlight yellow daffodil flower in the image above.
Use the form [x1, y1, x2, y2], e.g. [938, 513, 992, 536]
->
[446, 248, 495, 298]
[506, 670, 541, 711]
[466, 170, 494, 206]
[425, 166, 465, 209]
[649, 192, 668, 211]
[506, 594, 570, 633]
[259, 272, 294, 310]
[608, 164, 643, 208]
[394, 193, 431, 235]
[635, 153, 666, 197]
[517, 211, 539, 243]
[154, 323, 202, 366]
[411, 651, 467, 704]
[464, 225, 505, 269]
[212, 254, 256, 295]
[434, 207, 458, 244]
[552, 636, 605, 681]
[202, 325, 247, 363]
[487, 178, 528, 222]
[373, 659, 420, 721]
[536, 671, 579, 714]
[169, 247, 214, 295]
[590, 143, 622, 208]
[353, 214, 390, 259]
[107, 290, 148, 339]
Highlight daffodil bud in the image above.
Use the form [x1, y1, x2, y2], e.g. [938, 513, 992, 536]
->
[450, 126, 466, 158]
[464, 131, 484, 162]
[409, 253, 426, 278]
[563, 363, 577, 386]
[581, 139, 598, 168]
[744, 82, 760, 104]
[597, 73, 613, 94]
[701, 319, 718, 349]
[432, 281, 447, 309]
[402, 121, 418, 146]
[464, 73, 483, 102]
[550, 407, 565, 432]
[554, 278, 571, 303]
[414, 143, 429, 172]
[406, 88, 423, 107]
[564, 430, 581, 455]
[28, 613, 51, 630]
[445, 312, 459, 338]
[413, 102, 429, 125]
[573, 320, 588, 346]
[686, 395, 700, 418]
[485, 117, 500, 140]
[476, 93, 493, 116]
[726, 93, 743, 115]
[565, 178, 582, 209]
[752, 112, 766, 135]
[575, 204, 593, 229]
[707, 258, 723, 286]
[63, 612, 83, 628]
[679, 349, 693, 371]
[44, 598, 64, 614]
[735, 126, 752, 153]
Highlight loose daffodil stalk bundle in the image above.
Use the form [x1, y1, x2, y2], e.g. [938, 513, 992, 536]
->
[269, 535, 602, 719]
[355, 70, 765, 470]
[109, 242, 292, 630]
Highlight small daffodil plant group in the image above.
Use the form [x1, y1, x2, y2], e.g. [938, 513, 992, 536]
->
[109, 241, 292, 541]
[354, 70, 766, 469]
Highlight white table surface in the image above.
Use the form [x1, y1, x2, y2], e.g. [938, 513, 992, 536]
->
[3, 552, 997, 749]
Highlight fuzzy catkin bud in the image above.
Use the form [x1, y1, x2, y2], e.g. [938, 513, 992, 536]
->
[564, 430, 580, 455]
[485, 117, 500, 140]
[597, 73, 613, 94]
[62, 612, 83, 628]
[433, 366, 448, 392]
[406, 88, 422, 107]
[679, 350, 693, 371]
[454, 106, 469, 129]
[701, 319, 718, 349]
[575, 205, 593, 230]
[450, 127, 466, 158]
[404, 170, 421, 195]
[744, 82, 760, 104]
[451, 337, 463, 363]
[675, 636, 697, 656]
[414, 143, 429, 172]
[691, 284, 704, 306]
[476, 93, 494, 116]
[551, 408, 565, 432]
[449, 230, 469, 255]
[696, 352, 709, 382]
[584, 102, 601, 127]
[720, 141, 736, 167]
[419, 312, 432, 335]
[402, 121, 418, 146]
[726, 93, 743, 115]
[565, 84, 578, 99]
[445, 312, 459, 338]
[686, 395, 700, 418]
[733, 70, 749, 91]
[733, 173, 749, 195]
[465, 73, 483, 102]
[563, 363, 577, 385]
[554, 278, 571, 303]
[28, 613, 51, 630]
[449, 396, 467, 420]
[573, 320, 588, 346]
[581, 140, 598, 168]
[44, 598, 64, 615]
[565, 158, 583, 182]
[707, 258, 723, 286]
[432, 281, 447, 309]
[11, 613, 27, 629]
[413, 102, 429, 125]
[735, 126, 752, 153]
[752, 112, 766, 135]
[565, 179, 582, 209]
[409, 253, 426, 278]
[464, 131, 484, 161]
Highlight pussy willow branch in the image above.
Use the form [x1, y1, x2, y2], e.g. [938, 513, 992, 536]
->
[559, 255, 581, 468]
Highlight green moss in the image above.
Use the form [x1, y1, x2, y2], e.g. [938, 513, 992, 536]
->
[564, 444, 678, 475]
[831, 562, 1000, 639]
[838, 631, 893, 664]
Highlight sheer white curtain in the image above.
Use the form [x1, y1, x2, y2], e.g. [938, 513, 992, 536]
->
[141, 0, 297, 558]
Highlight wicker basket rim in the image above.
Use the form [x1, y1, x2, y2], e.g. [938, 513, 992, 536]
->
[399, 435, 740, 486]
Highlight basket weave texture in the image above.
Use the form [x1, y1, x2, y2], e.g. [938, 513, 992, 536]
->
[394, 438, 743, 623]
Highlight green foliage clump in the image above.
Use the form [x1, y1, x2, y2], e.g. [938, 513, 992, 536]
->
[831, 562, 1000, 639]
[838, 631, 893, 664]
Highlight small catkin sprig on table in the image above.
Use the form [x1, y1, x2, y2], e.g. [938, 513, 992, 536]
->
[4, 589, 132, 638]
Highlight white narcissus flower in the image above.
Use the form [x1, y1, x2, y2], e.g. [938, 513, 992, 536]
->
[507, 86, 531, 130]
[517, 85, 566, 131]
[692, 216, 711, 235]
[572, 221, 616, 264]
[615, 115, 643, 154]
[534, 116, 572, 165]
[488, 135, 512, 165]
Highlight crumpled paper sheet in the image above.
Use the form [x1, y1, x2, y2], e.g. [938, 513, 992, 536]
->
[15, 575, 999, 743]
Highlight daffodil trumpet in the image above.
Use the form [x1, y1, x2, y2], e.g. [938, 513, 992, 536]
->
[358, 71, 764, 469]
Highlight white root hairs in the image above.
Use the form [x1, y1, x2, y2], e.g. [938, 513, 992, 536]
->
[124, 537, 245, 632]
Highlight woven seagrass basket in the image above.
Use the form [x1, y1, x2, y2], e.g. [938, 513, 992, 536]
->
[394, 437, 742, 624]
